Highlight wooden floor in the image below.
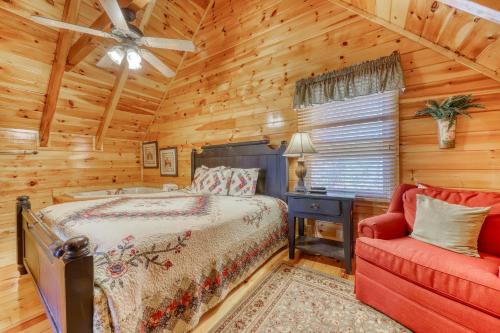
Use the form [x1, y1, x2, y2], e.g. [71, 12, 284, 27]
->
[0, 249, 353, 333]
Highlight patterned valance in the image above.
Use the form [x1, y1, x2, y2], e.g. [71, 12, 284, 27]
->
[293, 52, 405, 109]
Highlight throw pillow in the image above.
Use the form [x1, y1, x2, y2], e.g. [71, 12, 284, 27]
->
[228, 168, 259, 196]
[191, 166, 209, 192]
[410, 195, 491, 257]
[197, 166, 232, 195]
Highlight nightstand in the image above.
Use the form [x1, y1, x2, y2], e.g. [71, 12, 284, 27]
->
[286, 191, 355, 274]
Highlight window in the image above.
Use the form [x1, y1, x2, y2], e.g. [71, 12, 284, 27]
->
[298, 90, 399, 198]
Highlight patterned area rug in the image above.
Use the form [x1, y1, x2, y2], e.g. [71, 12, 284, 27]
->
[210, 263, 410, 333]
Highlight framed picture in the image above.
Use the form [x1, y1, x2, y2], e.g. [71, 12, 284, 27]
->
[142, 141, 158, 168]
[159, 147, 178, 176]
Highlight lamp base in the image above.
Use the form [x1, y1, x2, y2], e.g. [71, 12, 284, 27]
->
[294, 159, 307, 192]
[294, 184, 307, 192]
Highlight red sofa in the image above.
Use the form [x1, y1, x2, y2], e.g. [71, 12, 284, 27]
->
[355, 184, 500, 332]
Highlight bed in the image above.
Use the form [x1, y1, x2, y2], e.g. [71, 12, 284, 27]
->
[16, 140, 289, 333]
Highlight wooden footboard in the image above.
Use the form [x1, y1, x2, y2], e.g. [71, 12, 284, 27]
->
[16, 196, 94, 333]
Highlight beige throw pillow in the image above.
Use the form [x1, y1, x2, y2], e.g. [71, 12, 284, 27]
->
[410, 195, 490, 257]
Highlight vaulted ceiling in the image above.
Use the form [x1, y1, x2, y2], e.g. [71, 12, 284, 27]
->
[0, 0, 498, 146]
[0, 0, 211, 144]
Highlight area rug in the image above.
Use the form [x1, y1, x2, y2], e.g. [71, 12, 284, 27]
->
[209, 263, 410, 333]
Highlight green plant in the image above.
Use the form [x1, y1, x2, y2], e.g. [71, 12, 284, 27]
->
[415, 95, 484, 128]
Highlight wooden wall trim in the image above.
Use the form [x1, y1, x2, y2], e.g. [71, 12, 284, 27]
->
[144, 0, 216, 139]
[329, 0, 500, 83]
[38, 0, 82, 147]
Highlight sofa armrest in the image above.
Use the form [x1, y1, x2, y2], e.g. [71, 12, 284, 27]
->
[358, 212, 407, 240]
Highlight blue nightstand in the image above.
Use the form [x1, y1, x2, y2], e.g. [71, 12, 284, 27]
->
[286, 191, 355, 274]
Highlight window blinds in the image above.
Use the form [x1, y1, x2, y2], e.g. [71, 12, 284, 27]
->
[298, 90, 399, 198]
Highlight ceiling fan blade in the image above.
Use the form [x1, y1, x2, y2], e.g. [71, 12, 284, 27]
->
[31, 16, 114, 39]
[96, 52, 117, 69]
[138, 37, 195, 52]
[140, 49, 175, 77]
[98, 0, 130, 32]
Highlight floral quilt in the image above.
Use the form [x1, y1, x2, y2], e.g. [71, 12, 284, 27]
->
[39, 191, 288, 333]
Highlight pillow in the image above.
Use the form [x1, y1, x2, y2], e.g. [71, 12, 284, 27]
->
[196, 166, 232, 195]
[190, 166, 208, 192]
[402, 187, 500, 256]
[228, 168, 259, 197]
[410, 195, 490, 257]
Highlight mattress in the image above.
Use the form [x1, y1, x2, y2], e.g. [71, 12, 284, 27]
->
[39, 190, 288, 332]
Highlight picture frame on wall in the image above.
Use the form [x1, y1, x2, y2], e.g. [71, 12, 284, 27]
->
[142, 141, 158, 168]
[159, 147, 178, 177]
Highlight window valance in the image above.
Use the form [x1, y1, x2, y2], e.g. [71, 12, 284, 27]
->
[293, 52, 405, 109]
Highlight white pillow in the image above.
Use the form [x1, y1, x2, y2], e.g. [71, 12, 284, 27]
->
[228, 168, 259, 197]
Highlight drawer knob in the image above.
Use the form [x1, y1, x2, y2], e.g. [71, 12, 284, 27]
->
[310, 203, 320, 210]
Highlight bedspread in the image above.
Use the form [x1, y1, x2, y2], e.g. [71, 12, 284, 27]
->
[40, 191, 287, 332]
[39, 191, 287, 332]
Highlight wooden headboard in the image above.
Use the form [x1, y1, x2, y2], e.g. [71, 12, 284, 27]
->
[191, 140, 288, 200]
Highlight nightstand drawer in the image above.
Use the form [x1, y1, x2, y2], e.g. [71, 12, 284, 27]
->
[288, 197, 341, 216]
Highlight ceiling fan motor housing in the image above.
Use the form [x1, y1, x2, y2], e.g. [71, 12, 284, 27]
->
[122, 8, 136, 22]
[111, 8, 143, 39]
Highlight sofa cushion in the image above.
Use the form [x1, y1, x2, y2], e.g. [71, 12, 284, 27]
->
[402, 187, 500, 256]
[356, 236, 500, 317]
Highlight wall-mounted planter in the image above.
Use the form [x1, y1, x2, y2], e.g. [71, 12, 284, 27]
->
[415, 95, 484, 150]
[437, 119, 456, 149]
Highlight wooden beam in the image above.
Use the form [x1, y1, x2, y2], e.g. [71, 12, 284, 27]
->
[65, 0, 134, 71]
[138, 0, 156, 30]
[329, 0, 500, 82]
[95, 62, 129, 150]
[438, 0, 500, 24]
[144, 0, 215, 139]
[38, 0, 82, 147]
[94, 0, 156, 150]
[65, 13, 112, 71]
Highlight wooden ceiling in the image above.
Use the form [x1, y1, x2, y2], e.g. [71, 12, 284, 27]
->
[0, 0, 498, 146]
[0, 0, 210, 144]
[335, 0, 499, 80]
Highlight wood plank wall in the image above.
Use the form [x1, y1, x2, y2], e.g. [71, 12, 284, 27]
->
[144, 0, 500, 238]
[0, 129, 141, 267]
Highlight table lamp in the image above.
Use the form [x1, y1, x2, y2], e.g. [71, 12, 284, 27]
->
[283, 132, 318, 192]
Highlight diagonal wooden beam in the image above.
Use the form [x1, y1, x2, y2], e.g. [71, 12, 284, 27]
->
[94, 0, 156, 150]
[95, 61, 129, 150]
[65, 12, 113, 71]
[39, 0, 82, 147]
[328, 0, 500, 82]
[66, 0, 135, 72]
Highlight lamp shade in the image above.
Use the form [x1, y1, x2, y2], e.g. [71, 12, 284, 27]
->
[283, 132, 317, 157]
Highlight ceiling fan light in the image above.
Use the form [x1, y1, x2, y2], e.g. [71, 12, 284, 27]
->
[108, 47, 124, 65]
[127, 48, 142, 70]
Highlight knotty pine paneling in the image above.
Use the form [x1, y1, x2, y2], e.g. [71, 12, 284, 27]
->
[0, 129, 141, 268]
[144, 0, 500, 241]
[340, 0, 500, 79]
[0, 0, 209, 142]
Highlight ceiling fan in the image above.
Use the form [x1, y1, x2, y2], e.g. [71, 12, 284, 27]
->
[30, 0, 195, 78]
